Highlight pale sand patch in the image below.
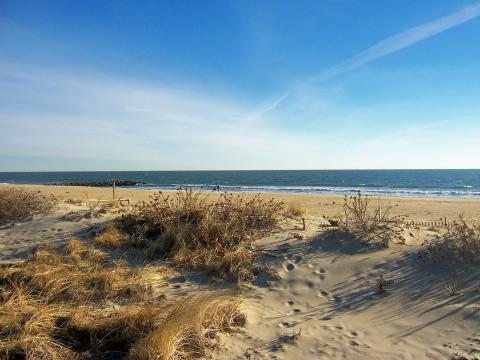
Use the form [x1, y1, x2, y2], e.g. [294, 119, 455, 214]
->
[217, 217, 480, 359]
[8, 184, 480, 221]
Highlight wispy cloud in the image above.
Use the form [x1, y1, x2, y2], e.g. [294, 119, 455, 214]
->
[310, 2, 480, 82]
[0, 61, 329, 170]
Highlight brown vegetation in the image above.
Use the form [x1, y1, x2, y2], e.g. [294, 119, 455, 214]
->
[284, 204, 306, 218]
[0, 187, 56, 225]
[422, 216, 480, 264]
[338, 192, 404, 247]
[0, 239, 246, 359]
[118, 189, 285, 284]
[95, 223, 129, 248]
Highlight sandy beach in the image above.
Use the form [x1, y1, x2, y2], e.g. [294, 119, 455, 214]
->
[1, 184, 480, 359]
[11, 183, 480, 222]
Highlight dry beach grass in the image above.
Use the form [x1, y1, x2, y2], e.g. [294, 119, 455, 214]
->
[0, 239, 246, 359]
[0, 187, 56, 226]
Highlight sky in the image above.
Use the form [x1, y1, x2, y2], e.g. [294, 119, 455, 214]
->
[1, 0, 480, 171]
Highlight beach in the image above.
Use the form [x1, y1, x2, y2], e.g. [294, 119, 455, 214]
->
[1, 184, 480, 359]
[10, 183, 480, 222]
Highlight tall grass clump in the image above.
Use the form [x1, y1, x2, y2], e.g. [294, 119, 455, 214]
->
[337, 191, 403, 247]
[0, 187, 56, 225]
[119, 189, 285, 283]
[284, 204, 306, 219]
[422, 216, 480, 264]
[0, 240, 246, 359]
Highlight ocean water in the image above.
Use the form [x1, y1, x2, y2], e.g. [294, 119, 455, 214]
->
[1, 170, 479, 198]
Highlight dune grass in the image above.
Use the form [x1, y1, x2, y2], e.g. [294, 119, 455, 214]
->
[335, 191, 404, 247]
[0, 239, 246, 359]
[422, 216, 480, 264]
[116, 189, 285, 284]
[284, 203, 306, 218]
[0, 187, 56, 225]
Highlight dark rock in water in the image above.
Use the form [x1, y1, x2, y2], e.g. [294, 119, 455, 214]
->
[46, 180, 145, 187]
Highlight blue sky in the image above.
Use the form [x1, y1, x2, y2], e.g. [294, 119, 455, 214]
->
[1, 0, 480, 171]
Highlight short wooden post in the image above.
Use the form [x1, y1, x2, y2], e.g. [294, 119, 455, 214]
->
[302, 217, 306, 230]
[112, 180, 116, 199]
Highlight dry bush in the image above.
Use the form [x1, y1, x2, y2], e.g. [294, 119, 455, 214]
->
[95, 223, 129, 248]
[64, 198, 83, 205]
[422, 216, 480, 264]
[284, 204, 306, 218]
[0, 187, 56, 225]
[0, 240, 246, 359]
[338, 191, 404, 247]
[118, 189, 285, 284]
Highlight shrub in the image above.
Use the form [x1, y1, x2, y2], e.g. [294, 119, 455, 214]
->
[0, 187, 56, 225]
[119, 189, 285, 284]
[285, 204, 306, 218]
[338, 191, 403, 247]
[422, 216, 480, 264]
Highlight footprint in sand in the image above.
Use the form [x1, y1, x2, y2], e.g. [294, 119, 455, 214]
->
[285, 300, 295, 306]
[318, 289, 329, 296]
[292, 308, 302, 314]
[314, 269, 326, 280]
[293, 255, 302, 263]
[331, 295, 343, 303]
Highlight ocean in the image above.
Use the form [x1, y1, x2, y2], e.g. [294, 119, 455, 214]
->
[1, 170, 479, 198]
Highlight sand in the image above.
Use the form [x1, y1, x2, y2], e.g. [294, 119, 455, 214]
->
[1, 184, 480, 359]
[9, 184, 480, 221]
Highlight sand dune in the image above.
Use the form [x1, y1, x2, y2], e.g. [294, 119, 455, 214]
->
[219, 216, 480, 359]
[1, 186, 479, 359]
